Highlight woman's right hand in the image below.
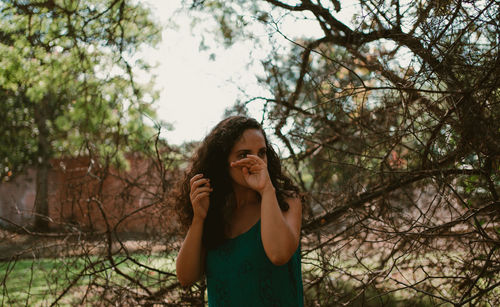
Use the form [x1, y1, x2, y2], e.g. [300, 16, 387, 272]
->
[189, 174, 212, 221]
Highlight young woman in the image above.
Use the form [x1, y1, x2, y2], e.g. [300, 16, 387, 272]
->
[175, 116, 303, 306]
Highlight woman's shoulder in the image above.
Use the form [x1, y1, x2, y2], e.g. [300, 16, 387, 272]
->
[281, 190, 302, 204]
[280, 191, 302, 214]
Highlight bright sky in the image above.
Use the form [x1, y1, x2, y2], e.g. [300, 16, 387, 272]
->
[140, 0, 352, 145]
[140, 0, 266, 145]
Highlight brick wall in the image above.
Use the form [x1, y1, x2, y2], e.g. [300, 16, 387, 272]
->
[0, 155, 177, 233]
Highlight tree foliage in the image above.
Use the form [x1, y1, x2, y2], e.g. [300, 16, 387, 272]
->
[0, 0, 162, 180]
[0, 0, 164, 230]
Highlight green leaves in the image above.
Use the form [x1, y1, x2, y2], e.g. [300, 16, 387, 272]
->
[0, 0, 162, 181]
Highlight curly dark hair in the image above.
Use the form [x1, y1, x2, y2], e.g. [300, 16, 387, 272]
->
[173, 116, 299, 249]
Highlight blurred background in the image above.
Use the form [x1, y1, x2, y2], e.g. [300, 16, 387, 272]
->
[1, 0, 499, 305]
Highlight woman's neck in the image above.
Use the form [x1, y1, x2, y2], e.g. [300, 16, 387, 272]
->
[232, 184, 260, 209]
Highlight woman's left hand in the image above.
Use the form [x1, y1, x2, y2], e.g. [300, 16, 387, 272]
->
[230, 154, 273, 194]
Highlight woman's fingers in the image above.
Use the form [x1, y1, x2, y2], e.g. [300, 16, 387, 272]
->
[231, 155, 264, 168]
[252, 166, 265, 173]
[190, 186, 212, 199]
[189, 174, 211, 220]
[244, 154, 264, 163]
[192, 179, 210, 190]
[189, 174, 203, 185]
[189, 174, 213, 203]
[189, 174, 213, 204]
[233, 158, 255, 166]
[232, 158, 265, 175]
[190, 175, 210, 190]
[192, 191, 210, 203]
[242, 155, 264, 163]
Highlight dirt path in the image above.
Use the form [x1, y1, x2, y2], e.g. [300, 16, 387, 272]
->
[0, 229, 172, 260]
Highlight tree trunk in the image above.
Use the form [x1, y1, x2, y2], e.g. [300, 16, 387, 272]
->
[33, 100, 51, 231]
[34, 160, 49, 231]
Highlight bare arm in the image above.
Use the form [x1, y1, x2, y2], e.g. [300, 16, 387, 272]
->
[231, 154, 302, 266]
[176, 174, 211, 287]
[176, 217, 206, 287]
[260, 187, 302, 266]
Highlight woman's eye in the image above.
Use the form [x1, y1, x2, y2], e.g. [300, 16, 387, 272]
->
[238, 153, 247, 159]
[259, 151, 266, 158]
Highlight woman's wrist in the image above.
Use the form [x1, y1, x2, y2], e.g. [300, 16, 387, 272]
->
[191, 215, 206, 226]
[258, 182, 275, 196]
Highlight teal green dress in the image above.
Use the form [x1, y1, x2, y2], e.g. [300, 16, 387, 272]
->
[206, 220, 304, 306]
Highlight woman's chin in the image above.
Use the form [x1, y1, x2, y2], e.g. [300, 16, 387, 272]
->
[231, 180, 252, 191]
